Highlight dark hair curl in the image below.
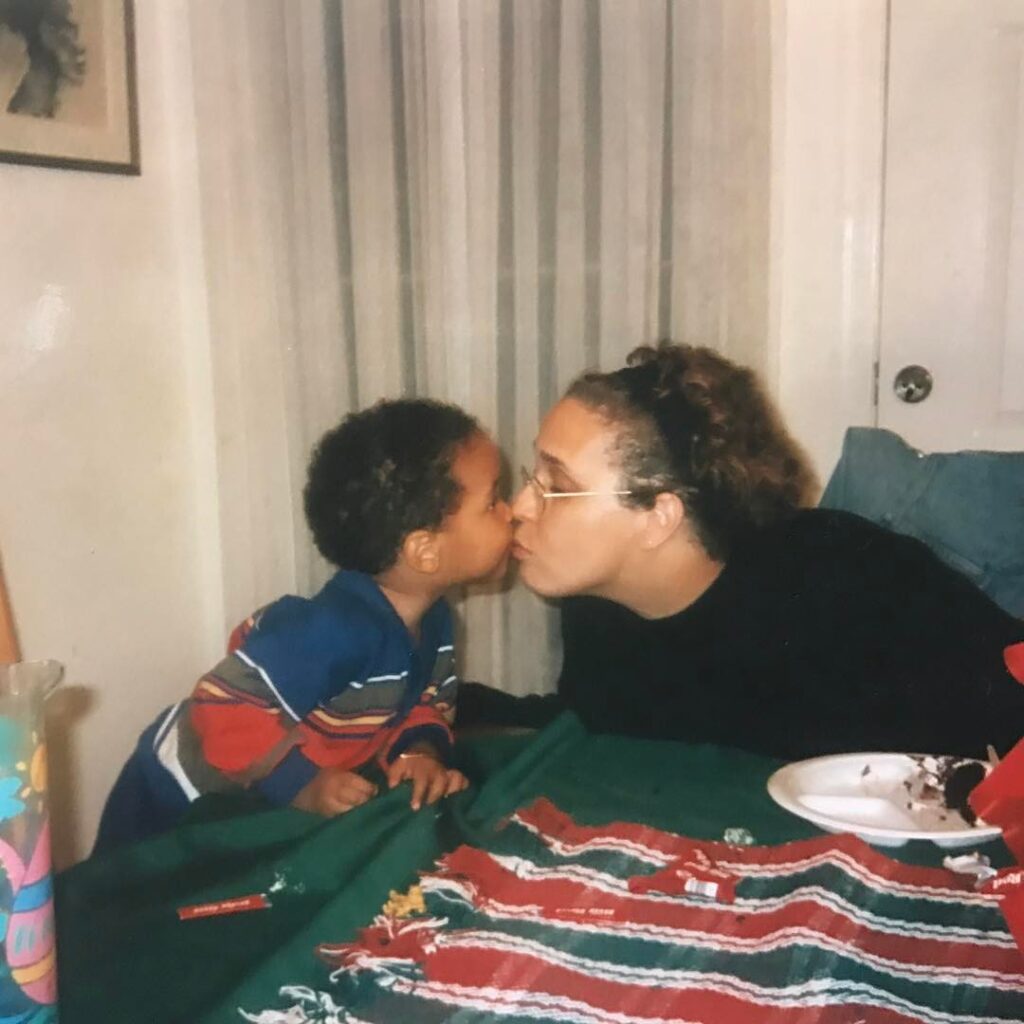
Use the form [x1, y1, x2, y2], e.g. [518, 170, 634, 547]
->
[567, 343, 816, 560]
[303, 398, 480, 574]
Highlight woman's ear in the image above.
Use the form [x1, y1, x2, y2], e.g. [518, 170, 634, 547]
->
[640, 492, 685, 550]
[402, 529, 441, 575]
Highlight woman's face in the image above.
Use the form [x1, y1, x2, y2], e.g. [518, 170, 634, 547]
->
[511, 398, 645, 598]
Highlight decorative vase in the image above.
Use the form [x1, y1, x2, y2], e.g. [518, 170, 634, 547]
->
[0, 660, 62, 1022]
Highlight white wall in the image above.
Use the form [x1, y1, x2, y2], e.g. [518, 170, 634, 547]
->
[0, 1, 223, 867]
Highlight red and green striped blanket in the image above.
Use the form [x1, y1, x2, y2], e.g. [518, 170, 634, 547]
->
[244, 798, 1024, 1024]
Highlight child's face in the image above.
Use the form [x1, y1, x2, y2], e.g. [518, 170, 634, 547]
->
[438, 432, 513, 584]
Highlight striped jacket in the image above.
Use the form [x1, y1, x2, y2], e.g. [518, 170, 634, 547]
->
[152, 570, 458, 806]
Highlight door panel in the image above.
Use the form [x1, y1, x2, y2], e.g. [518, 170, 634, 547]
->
[879, 0, 1024, 451]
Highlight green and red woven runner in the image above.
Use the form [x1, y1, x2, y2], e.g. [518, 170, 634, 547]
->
[245, 797, 1023, 1023]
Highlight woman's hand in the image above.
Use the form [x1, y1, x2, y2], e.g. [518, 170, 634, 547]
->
[386, 749, 469, 810]
[292, 767, 378, 817]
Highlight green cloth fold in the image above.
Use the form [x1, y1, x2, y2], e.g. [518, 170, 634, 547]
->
[55, 713, 1007, 1022]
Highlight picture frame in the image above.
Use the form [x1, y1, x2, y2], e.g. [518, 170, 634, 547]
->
[0, 0, 139, 175]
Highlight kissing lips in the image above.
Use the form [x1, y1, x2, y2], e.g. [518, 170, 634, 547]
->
[511, 537, 531, 560]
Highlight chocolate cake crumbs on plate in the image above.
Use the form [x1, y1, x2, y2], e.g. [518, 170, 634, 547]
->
[906, 755, 988, 827]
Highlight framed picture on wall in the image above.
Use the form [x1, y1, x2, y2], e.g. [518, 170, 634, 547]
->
[0, 0, 139, 174]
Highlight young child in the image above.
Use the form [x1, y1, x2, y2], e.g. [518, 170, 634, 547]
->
[94, 399, 513, 853]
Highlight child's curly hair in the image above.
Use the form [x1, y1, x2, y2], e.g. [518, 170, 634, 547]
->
[568, 343, 817, 560]
[304, 399, 480, 574]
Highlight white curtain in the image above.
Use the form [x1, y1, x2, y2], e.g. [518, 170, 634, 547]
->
[188, 0, 771, 695]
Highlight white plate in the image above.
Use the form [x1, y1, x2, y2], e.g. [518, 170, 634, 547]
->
[766, 752, 1001, 848]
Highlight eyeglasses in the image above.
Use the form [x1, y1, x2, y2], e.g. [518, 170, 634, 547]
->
[519, 466, 633, 510]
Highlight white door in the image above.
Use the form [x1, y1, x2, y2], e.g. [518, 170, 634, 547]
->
[878, 0, 1024, 452]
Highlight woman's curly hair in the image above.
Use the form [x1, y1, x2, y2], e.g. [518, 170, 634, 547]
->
[304, 398, 480, 574]
[568, 343, 817, 560]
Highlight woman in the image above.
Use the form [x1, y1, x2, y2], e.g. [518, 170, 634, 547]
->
[462, 343, 1024, 759]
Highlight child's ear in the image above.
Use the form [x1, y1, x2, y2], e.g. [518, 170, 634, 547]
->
[402, 529, 441, 575]
[640, 492, 685, 550]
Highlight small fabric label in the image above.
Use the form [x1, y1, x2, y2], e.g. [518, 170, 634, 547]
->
[177, 893, 271, 920]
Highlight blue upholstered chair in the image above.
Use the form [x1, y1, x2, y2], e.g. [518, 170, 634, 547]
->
[819, 427, 1024, 618]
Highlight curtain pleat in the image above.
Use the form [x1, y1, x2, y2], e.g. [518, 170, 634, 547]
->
[192, 0, 772, 696]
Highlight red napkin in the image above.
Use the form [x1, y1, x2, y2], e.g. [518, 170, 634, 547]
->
[970, 642, 1024, 952]
[1005, 641, 1024, 686]
[969, 643, 1024, 858]
[970, 740, 1024, 862]
[973, 740, 1024, 955]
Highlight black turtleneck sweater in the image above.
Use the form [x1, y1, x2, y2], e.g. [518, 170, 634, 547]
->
[554, 509, 1024, 759]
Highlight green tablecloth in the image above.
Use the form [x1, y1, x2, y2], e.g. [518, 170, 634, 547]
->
[54, 714, 1009, 1022]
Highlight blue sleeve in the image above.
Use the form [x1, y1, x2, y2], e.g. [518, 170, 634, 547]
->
[238, 596, 364, 722]
[254, 747, 320, 805]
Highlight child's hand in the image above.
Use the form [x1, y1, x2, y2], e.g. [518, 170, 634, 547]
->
[387, 751, 469, 811]
[292, 766, 378, 817]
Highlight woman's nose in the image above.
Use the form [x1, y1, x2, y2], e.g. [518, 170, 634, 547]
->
[510, 484, 537, 522]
